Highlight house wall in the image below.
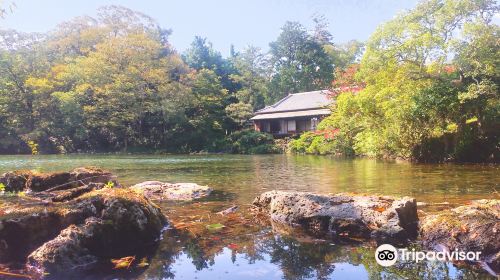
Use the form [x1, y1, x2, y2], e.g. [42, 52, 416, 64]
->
[296, 119, 311, 132]
[287, 120, 296, 133]
[254, 115, 326, 136]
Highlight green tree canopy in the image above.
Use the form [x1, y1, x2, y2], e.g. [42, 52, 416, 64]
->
[291, 0, 499, 162]
[268, 21, 334, 103]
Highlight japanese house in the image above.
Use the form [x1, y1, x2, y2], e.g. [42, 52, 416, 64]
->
[251, 90, 332, 136]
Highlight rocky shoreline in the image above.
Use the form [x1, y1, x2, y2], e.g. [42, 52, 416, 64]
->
[0, 167, 498, 278]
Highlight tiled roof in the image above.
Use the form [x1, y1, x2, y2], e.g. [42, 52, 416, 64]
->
[255, 90, 332, 114]
[250, 108, 331, 120]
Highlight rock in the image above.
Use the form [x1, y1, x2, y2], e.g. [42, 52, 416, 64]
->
[26, 172, 72, 192]
[0, 167, 114, 193]
[0, 196, 98, 262]
[0, 188, 166, 278]
[420, 199, 500, 273]
[49, 183, 105, 202]
[0, 170, 32, 192]
[252, 191, 418, 243]
[131, 181, 212, 201]
[69, 167, 114, 188]
[27, 220, 100, 275]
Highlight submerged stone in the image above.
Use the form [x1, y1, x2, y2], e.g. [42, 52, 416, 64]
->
[131, 181, 212, 201]
[252, 191, 418, 243]
[420, 199, 500, 274]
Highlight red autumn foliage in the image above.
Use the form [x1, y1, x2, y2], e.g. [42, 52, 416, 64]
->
[443, 65, 456, 74]
[329, 64, 365, 97]
[314, 128, 339, 140]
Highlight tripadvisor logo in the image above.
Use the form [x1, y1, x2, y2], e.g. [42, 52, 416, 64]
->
[375, 244, 398, 267]
[375, 244, 482, 267]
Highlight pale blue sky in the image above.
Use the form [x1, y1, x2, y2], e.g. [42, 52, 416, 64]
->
[1, 0, 419, 56]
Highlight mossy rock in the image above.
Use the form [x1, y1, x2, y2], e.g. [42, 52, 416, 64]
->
[420, 199, 500, 274]
[0, 187, 167, 278]
[0, 167, 115, 193]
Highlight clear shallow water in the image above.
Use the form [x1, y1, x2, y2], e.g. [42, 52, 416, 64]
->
[0, 154, 498, 279]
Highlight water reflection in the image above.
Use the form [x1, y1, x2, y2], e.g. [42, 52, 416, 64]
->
[137, 228, 493, 280]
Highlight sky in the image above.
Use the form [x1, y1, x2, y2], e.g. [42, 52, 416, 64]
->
[0, 0, 419, 56]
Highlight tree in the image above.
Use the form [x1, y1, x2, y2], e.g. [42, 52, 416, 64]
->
[312, 15, 364, 74]
[0, 6, 199, 153]
[354, 0, 499, 161]
[229, 46, 269, 109]
[324, 40, 364, 71]
[183, 36, 237, 92]
[268, 21, 334, 103]
[225, 47, 271, 126]
[291, 0, 499, 162]
[311, 14, 333, 45]
[0, 30, 53, 152]
[184, 69, 228, 151]
[225, 102, 253, 126]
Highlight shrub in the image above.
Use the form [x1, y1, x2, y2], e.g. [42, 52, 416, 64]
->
[288, 130, 355, 156]
[288, 132, 316, 154]
[227, 130, 279, 154]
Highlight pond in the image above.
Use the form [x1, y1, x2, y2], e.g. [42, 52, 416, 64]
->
[0, 154, 498, 279]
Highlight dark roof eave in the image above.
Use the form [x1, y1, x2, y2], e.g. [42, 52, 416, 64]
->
[254, 107, 329, 115]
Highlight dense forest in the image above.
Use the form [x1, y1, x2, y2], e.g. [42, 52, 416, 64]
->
[0, 0, 498, 162]
[0, 6, 359, 154]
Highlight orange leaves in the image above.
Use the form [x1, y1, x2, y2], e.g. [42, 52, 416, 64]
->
[111, 256, 135, 269]
[0, 270, 32, 279]
[460, 225, 468, 233]
[372, 206, 387, 213]
[331, 64, 365, 95]
[443, 65, 456, 74]
[313, 129, 339, 140]
[110, 256, 150, 269]
[136, 257, 150, 268]
[173, 221, 192, 230]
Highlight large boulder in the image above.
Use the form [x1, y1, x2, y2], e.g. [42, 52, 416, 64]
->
[0, 167, 114, 192]
[0, 188, 166, 278]
[420, 199, 500, 274]
[252, 191, 418, 243]
[131, 181, 212, 201]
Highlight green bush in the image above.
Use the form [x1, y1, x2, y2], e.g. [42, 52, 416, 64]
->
[288, 130, 355, 156]
[288, 132, 315, 153]
[227, 130, 279, 154]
